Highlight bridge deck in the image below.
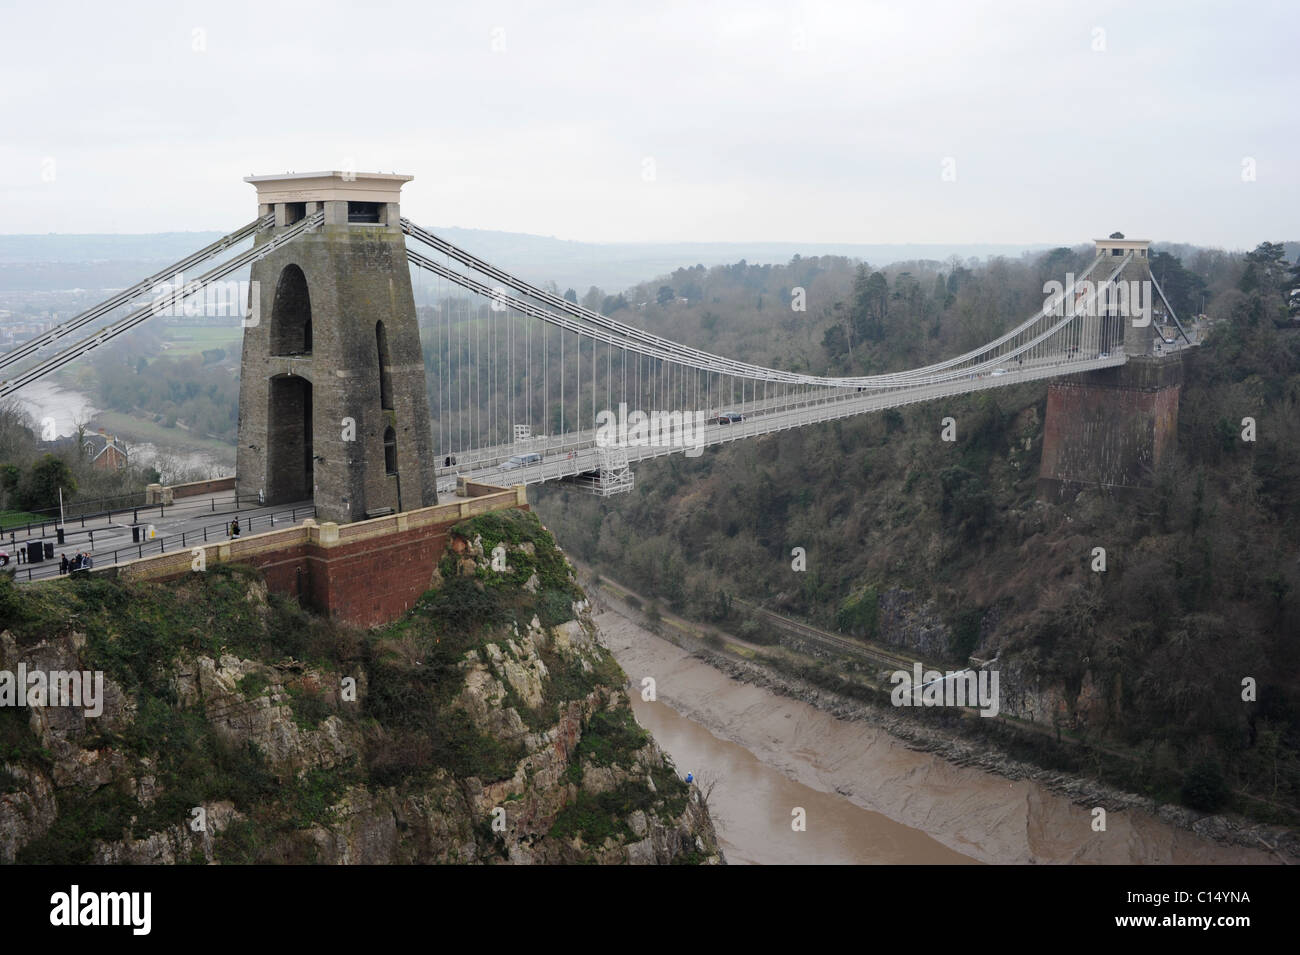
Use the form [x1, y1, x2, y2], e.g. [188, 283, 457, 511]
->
[435, 352, 1128, 493]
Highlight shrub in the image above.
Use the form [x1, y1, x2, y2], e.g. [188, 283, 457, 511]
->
[948, 608, 983, 660]
[575, 708, 648, 767]
[1181, 758, 1230, 812]
[836, 587, 880, 639]
[237, 672, 270, 698]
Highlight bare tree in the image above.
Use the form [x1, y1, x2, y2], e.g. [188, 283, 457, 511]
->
[692, 771, 719, 810]
[0, 398, 36, 461]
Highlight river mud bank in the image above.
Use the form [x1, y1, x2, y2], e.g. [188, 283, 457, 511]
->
[599, 609, 1286, 864]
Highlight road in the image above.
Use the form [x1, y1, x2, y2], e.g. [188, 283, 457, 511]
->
[434, 352, 1128, 493]
[4, 491, 314, 583]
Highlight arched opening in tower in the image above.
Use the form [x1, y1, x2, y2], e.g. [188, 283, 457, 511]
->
[376, 320, 394, 411]
[267, 375, 314, 502]
[383, 426, 398, 475]
[270, 264, 313, 356]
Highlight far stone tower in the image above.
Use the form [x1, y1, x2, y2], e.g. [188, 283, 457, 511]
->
[236, 171, 437, 523]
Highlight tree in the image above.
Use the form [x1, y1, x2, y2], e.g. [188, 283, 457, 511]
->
[656, 285, 675, 306]
[1289, 258, 1300, 318]
[1240, 242, 1287, 294]
[946, 265, 971, 298]
[16, 454, 76, 512]
[562, 288, 578, 304]
[932, 273, 949, 309]
[821, 324, 850, 360]
[1181, 758, 1229, 812]
[1150, 251, 1206, 321]
[1236, 243, 1290, 325]
[0, 399, 35, 464]
[850, 266, 889, 342]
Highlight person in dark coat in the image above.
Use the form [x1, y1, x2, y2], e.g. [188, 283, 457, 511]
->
[60, 553, 69, 575]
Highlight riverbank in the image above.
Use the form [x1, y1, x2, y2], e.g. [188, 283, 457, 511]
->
[590, 583, 1290, 864]
[626, 652, 980, 864]
[10, 378, 233, 478]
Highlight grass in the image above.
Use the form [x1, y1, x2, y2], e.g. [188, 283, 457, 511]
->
[573, 708, 648, 768]
[86, 409, 237, 459]
[548, 767, 690, 847]
[443, 509, 585, 624]
[0, 509, 49, 531]
[159, 326, 243, 357]
[237, 671, 270, 698]
[286, 685, 332, 730]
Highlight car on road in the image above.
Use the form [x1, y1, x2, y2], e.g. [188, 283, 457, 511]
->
[499, 452, 542, 471]
[711, 411, 743, 424]
[991, 368, 1008, 376]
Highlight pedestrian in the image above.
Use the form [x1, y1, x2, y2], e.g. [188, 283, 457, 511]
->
[70, 553, 82, 571]
[83, 553, 93, 569]
[231, 517, 240, 538]
[60, 553, 69, 575]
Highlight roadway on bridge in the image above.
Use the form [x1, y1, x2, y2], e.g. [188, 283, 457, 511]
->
[436, 351, 1128, 493]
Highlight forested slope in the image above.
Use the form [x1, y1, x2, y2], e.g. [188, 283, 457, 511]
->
[532, 241, 1300, 822]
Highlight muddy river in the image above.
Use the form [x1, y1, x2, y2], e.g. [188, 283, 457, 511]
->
[600, 611, 1274, 865]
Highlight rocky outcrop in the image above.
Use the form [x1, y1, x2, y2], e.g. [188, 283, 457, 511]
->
[0, 512, 723, 865]
[876, 588, 953, 658]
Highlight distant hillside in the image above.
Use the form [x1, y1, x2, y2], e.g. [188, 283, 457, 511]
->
[0, 227, 1058, 294]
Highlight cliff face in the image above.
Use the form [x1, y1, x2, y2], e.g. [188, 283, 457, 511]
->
[0, 509, 722, 865]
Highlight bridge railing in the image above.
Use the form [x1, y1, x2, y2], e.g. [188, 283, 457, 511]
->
[439, 352, 1129, 491]
[11, 502, 318, 583]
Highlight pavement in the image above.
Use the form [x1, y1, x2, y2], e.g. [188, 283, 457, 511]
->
[4, 490, 314, 583]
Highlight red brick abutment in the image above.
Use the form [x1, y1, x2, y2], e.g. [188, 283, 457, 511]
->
[103, 483, 528, 628]
[1038, 353, 1184, 499]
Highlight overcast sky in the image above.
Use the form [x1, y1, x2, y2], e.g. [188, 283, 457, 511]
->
[1, 0, 1295, 249]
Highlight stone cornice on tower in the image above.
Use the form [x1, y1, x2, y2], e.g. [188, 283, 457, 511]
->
[244, 171, 413, 205]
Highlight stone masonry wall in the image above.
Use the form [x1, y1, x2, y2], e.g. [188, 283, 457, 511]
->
[1038, 354, 1182, 498]
[236, 221, 437, 523]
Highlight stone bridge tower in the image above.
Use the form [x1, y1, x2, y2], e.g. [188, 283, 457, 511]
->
[1038, 235, 1184, 499]
[236, 171, 437, 523]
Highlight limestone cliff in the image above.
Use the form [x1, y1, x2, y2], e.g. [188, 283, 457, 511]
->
[0, 509, 722, 865]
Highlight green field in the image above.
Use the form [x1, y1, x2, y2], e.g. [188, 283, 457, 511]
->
[158, 325, 244, 357]
[87, 410, 236, 461]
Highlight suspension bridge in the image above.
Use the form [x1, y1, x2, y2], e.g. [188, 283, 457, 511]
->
[0, 171, 1192, 520]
